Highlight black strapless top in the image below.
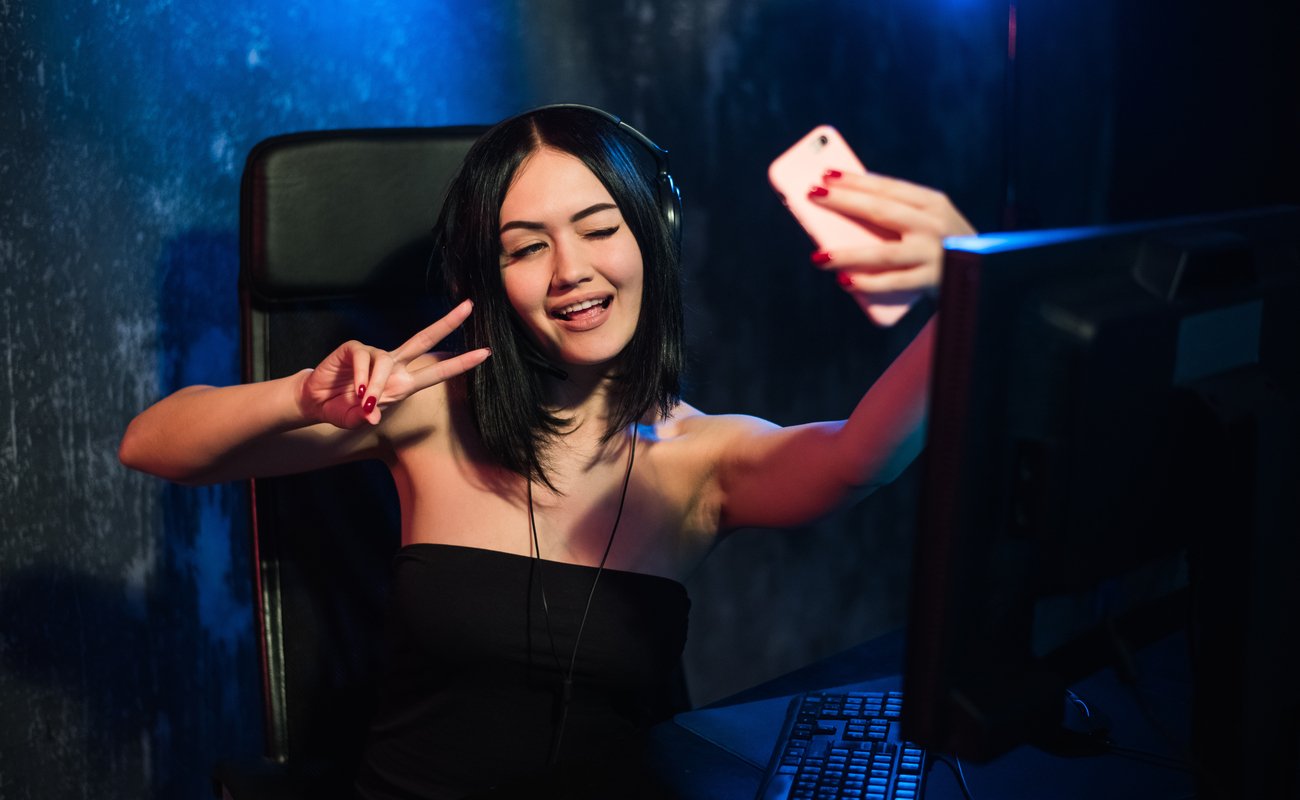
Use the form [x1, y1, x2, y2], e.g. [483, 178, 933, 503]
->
[354, 543, 691, 800]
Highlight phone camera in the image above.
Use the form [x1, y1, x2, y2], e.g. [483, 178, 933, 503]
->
[817, 135, 829, 146]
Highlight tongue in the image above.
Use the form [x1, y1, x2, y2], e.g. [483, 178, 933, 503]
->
[563, 303, 603, 321]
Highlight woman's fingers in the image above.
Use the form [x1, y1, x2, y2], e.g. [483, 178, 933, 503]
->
[836, 263, 939, 295]
[391, 299, 475, 363]
[305, 300, 489, 428]
[351, 346, 372, 404]
[806, 172, 969, 308]
[814, 234, 941, 274]
[827, 171, 945, 210]
[821, 171, 977, 237]
[813, 184, 942, 236]
[356, 349, 492, 425]
[300, 341, 372, 423]
[309, 377, 374, 430]
[361, 352, 396, 423]
[815, 231, 942, 297]
[407, 348, 492, 393]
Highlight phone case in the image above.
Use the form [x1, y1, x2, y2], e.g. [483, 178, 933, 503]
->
[768, 125, 918, 326]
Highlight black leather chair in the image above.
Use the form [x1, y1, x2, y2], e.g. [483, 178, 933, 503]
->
[213, 126, 487, 800]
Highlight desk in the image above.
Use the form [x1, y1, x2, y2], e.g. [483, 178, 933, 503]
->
[643, 627, 1196, 800]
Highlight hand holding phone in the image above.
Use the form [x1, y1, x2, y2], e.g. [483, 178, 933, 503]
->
[768, 125, 919, 327]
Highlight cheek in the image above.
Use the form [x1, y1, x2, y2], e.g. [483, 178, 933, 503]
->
[500, 270, 543, 317]
[623, 241, 647, 294]
[613, 244, 645, 292]
[625, 259, 646, 305]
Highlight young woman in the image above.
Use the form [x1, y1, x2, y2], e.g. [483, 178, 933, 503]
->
[119, 106, 974, 799]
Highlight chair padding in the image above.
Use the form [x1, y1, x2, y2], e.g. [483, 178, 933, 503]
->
[241, 127, 486, 300]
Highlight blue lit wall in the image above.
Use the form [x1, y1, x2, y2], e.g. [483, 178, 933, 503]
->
[3, 4, 533, 797]
[2, 0, 1294, 797]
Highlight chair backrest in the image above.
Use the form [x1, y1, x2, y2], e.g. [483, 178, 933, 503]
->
[238, 126, 487, 776]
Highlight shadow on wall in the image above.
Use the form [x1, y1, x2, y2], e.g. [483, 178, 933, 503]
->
[0, 538, 259, 798]
[0, 230, 263, 799]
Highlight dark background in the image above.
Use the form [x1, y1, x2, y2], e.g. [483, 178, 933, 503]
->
[1, 0, 1296, 797]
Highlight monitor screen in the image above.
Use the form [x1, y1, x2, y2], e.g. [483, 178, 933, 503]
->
[900, 205, 1300, 793]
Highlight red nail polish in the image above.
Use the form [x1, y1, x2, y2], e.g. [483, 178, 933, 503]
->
[808, 185, 830, 199]
[836, 272, 854, 288]
[358, 384, 366, 399]
[363, 396, 377, 413]
[811, 251, 833, 265]
[823, 169, 843, 180]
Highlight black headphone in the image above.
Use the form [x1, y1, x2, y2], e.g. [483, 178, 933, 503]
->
[424, 105, 682, 300]
[500, 103, 683, 249]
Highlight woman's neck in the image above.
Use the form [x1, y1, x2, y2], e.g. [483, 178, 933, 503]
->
[534, 369, 638, 481]
[543, 372, 613, 429]
[543, 365, 617, 432]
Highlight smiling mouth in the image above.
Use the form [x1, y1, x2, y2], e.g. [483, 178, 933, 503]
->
[552, 296, 612, 320]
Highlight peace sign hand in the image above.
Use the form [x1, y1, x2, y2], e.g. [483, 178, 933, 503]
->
[298, 299, 491, 429]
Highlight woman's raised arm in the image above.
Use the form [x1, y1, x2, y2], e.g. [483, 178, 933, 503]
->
[118, 299, 490, 485]
[710, 171, 973, 532]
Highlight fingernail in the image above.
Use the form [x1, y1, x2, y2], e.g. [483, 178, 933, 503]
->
[358, 384, 366, 399]
[363, 396, 377, 413]
[808, 185, 830, 199]
[823, 169, 843, 180]
[811, 251, 833, 266]
[836, 272, 854, 288]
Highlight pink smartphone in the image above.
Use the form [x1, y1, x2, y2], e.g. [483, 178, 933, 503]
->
[768, 125, 917, 326]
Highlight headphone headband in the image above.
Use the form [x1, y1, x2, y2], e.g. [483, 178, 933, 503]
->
[516, 103, 682, 250]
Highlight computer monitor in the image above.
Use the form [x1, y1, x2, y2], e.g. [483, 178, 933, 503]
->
[900, 206, 1300, 796]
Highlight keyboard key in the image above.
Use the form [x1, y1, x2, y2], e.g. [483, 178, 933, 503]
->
[758, 690, 928, 800]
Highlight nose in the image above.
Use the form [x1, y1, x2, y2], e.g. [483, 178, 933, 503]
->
[549, 237, 594, 291]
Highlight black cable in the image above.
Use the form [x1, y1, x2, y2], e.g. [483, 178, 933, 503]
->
[528, 424, 638, 765]
[931, 754, 976, 800]
[1103, 744, 1193, 772]
[1067, 687, 1192, 773]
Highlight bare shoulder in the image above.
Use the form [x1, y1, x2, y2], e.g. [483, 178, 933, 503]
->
[654, 401, 780, 442]
[648, 402, 782, 472]
[641, 401, 786, 543]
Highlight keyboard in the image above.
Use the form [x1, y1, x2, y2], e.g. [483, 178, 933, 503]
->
[756, 689, 927, 800]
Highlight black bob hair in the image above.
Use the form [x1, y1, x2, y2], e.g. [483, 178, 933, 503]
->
[433, 106, 684, 489]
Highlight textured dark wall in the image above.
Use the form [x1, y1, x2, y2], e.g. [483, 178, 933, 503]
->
[3, 0, 1295, 798]
[0, 4, 528, 797]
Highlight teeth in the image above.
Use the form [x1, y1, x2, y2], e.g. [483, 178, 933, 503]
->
[556, 298, 606, 317]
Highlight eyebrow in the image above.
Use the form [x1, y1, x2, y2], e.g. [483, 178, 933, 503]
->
[499, 202, 619, 234]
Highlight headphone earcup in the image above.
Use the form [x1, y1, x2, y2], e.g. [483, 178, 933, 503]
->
[658, 171, 683, 250]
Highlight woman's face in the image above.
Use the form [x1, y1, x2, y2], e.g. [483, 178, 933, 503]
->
[498, 147, 644, 370]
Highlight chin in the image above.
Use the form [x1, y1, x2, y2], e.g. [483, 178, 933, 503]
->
[552, 343, 632, 373]
[543, 331, 634, 368]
